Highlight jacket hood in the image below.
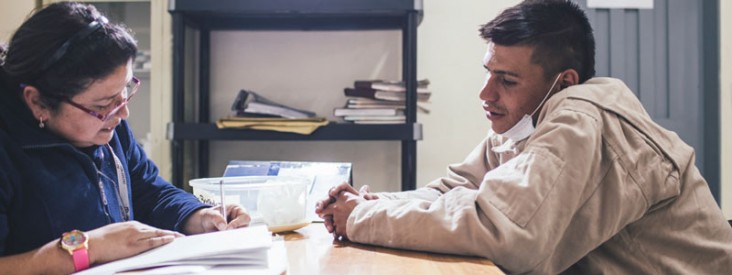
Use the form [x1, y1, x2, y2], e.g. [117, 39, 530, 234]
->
[539, 77, 693, 172]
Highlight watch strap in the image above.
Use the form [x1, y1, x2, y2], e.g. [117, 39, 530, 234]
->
[71, 248, 90, 272]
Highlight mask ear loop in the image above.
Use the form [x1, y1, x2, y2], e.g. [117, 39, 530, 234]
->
[529, 73, 562, 118]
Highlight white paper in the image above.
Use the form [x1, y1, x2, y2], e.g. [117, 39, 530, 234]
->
[587, 0, 653, 9]
[201, 241, 287, 275]
[77, 225, 272, 275]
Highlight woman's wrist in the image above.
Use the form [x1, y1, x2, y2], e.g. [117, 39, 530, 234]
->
[182, 208, 205, 235]
[37, 238, 77, 274]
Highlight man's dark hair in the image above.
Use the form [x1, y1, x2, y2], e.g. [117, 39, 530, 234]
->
[0, 2, 137, 111]
[479, 0, 595, 83]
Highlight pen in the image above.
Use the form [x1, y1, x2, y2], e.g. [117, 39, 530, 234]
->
[219, 179, 227, 222]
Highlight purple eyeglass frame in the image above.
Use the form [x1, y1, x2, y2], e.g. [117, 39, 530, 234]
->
[64, 77, 141, 122]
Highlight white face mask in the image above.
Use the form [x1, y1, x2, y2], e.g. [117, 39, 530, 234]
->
[499, 73, 562, 143]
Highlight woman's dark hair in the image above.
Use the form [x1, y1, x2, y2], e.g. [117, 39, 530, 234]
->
[0, 2, 137, 111]
[479, 0, 595, 83]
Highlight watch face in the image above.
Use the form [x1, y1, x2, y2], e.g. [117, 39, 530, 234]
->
[62, 230, 87, 247]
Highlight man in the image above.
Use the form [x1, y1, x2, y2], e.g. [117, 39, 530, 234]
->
[316, 0, 732, 273]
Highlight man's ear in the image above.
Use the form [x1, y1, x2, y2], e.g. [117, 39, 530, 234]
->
[22, 86, 50, 120]
[559, 69, 580, 90]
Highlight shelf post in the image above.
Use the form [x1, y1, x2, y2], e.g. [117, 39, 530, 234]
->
[171, 13, 185, 188]
[401, 11, 419, 191]
[198, 26, 211, 178]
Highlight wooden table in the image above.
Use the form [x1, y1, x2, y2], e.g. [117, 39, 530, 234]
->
[277, 224, 505, 275]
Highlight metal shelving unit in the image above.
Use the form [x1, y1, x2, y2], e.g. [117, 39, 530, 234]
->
[168, 0, 423, 191]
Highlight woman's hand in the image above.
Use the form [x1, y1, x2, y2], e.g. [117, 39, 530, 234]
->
[183, 204, 251, 235]
[86, 221, 183, 266]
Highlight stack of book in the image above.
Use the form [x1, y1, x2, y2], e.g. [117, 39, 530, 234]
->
[335, 79, 431, 124]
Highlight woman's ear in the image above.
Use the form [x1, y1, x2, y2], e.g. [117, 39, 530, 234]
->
[22, 86, 50, 120]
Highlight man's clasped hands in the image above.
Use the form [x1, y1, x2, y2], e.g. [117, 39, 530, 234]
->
[314, 183, 379, 240]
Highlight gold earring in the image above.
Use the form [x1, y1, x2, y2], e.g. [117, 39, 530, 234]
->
[38, 116, 45, 128]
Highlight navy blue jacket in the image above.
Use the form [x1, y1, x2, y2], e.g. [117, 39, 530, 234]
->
[0, 72, 208, 255]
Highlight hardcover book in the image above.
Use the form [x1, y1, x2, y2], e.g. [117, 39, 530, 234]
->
[354, 79, 430, 91]
[344, 87, 431, 102]
[374, 90, 431, 101]
[343, 115, 406, 122]
[333, 107, 404, 117]
[232, 90, 316, 119]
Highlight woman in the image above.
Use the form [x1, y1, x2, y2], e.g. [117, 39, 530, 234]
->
[0, 2, 250, 273]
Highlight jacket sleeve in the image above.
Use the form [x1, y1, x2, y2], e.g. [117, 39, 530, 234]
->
[346, 108, 602, 273]
[374, 137, 496, 201]
[118, 122, 208, 232]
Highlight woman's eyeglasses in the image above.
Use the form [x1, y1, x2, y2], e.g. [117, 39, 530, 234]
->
[64, 76, 141, 122]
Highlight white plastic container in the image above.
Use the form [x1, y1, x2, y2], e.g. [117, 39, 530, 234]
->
[189, 176, 310, 232]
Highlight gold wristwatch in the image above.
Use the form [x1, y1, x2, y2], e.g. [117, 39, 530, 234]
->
[59, 229, 90, 272]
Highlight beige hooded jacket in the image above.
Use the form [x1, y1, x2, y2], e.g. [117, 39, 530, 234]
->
[346, 77, 732, 274]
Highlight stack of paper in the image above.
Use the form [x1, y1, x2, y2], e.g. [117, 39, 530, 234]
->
[77, 225, 275, 275]
[216, 117, 329, 135]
